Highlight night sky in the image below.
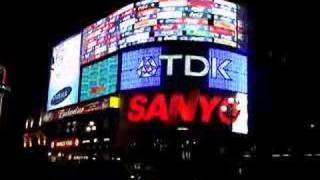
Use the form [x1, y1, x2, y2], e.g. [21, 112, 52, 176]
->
[0, 0, 319, 177]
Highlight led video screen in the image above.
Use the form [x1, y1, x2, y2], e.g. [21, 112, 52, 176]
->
[121, 47, 162, 90]
[80, 55, 118, 102]
[208, 49, 247, 94]
[47, 34, 81, 111]
[81, 0, 244, 64]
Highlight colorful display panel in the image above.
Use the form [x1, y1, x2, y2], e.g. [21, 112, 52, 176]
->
[208, 49, 247, 94]
[80, 0, 244, 64]
[80, 56, 118, 102]
[121, 47, 162, 90]
[47, 34, 81, 111]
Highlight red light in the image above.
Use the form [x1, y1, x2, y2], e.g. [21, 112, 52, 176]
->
[144, 94, 169, 123]
[127, 91, 241, 126]
[128, 95, 148, 123]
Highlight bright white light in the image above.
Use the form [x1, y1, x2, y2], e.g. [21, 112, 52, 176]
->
[186, 140, 190, 145]
[243, 154, 251, 158]
[86, 126, 91, 132]
[58, 152, 62, 157]
[23, 142, 27, 148]
[130, 175, 135, 179]
[82, 140, 90, 144]
[68, 154, 72, 160]
[74, 139, 79, 146]
[272, 154, 281, 158]
[177, 127, 189, 131]
[116, 157, 121, 161]
[232, 93, 248, 134]
[310, 124, 315, 128]
[89, 121, 95, 126]
[220, 106, 227, 112]
[51, 141, 55, 148]
[305, 153, 313, 157]
[282, 154, 290, 157]
[48, 152, 52, 156]
[43, 139, 47, 146]
[228, 97, 235, 104]
[25, 120, 29, 130]
[30, 119, 34, 128]
[92, 126, 97, 131]
[314, 154, 320, 157]
[92, 157, 97, 161]
[72, 121, 76, 125]
[103, 138, 110, 142]
[94, 138, 98, 143]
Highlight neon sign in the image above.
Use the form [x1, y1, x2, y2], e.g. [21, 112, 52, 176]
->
[127, 91, 246, 127]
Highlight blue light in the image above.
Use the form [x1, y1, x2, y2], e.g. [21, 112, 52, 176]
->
[121, 47, 162, 90]
[80, 56, 118, 102]
[208, 49, 247, 94]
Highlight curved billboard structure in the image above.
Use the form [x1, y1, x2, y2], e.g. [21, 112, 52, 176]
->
[46, 0, 248, 134]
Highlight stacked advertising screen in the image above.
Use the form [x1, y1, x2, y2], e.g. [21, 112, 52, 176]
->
[47, 34, 81, 111]
[47, 0, 248, 134]
[80, 0, 246, 65]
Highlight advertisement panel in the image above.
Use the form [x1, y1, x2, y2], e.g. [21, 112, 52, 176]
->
[121, 47, 162, 90]
[47, 34, 81, 111]
[208, 49, 247, 94]
[79, 0, 244, 63]
[80, 55, 118, 102]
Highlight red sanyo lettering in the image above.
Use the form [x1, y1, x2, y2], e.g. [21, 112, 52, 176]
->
[127, 91, 240, 125]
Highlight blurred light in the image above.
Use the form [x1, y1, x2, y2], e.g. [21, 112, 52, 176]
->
[228, 97, 235, 104]
[305, 153, 313, 157]
[92, 126, 97, 131]
[94, 138, 98, 143]
[51, 141, 55, 149]
[116, 157, 121, 161]
[30, 119, 34, 128]
[29, 141, 32, 148]
[109, 96, 120, 108]
[282, 154, 291, 157]
[48, 152, 52, 157]
[23, 142, 27, 148]
[193, 140, 197, 145]
[43, 138, 47, 146]
[177, 127, 189, 131]
[58, 152, 62, 157]
[39, 115, 43, 127]
[92, 157, 97, 161]
[310, 124, 315, 129]
[130, 175, 135, 179]
[103, 138, 110, 142]
[25, 120, 29, 130]
[37, 138, 41, 145]
[72, 121, 76, 125]
[74, 139, 79, 146]
[221, 105, 227, 112]
[243, 154, 251, 158]
[86, 126, 91, 132]
[186, 140, 190, 145]
[89, 121, 95, 126]
[68, 154, 72, 160]
[314, 154, 320, 157]
[272, 154, 281, 158]
[67, 122, 71, 126]
[82, 140, 90, 144]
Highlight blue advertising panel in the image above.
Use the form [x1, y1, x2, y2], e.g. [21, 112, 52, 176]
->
[80, 56, 118, 101]
[47, 34, 81, 111]
[208, 49, 247, 94]
[121, 47, 162, 90]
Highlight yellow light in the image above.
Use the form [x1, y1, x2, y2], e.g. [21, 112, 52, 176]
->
[109, 96, 120, 108]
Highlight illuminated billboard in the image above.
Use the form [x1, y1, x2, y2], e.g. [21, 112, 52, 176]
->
[80, 0, 244, 64]
[47, 34, 81, 111]
[125, 90, 248, 134]
[80, 55, 118, 102]
[208, 49, 247, 94]
[121, 47, 162, 90]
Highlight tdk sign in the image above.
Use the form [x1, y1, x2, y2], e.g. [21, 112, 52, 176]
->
[160, 49, 247, 93]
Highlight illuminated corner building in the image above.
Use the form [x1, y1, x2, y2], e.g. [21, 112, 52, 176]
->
[0, 65, 11, 131]
[31, 0, 254, 179]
